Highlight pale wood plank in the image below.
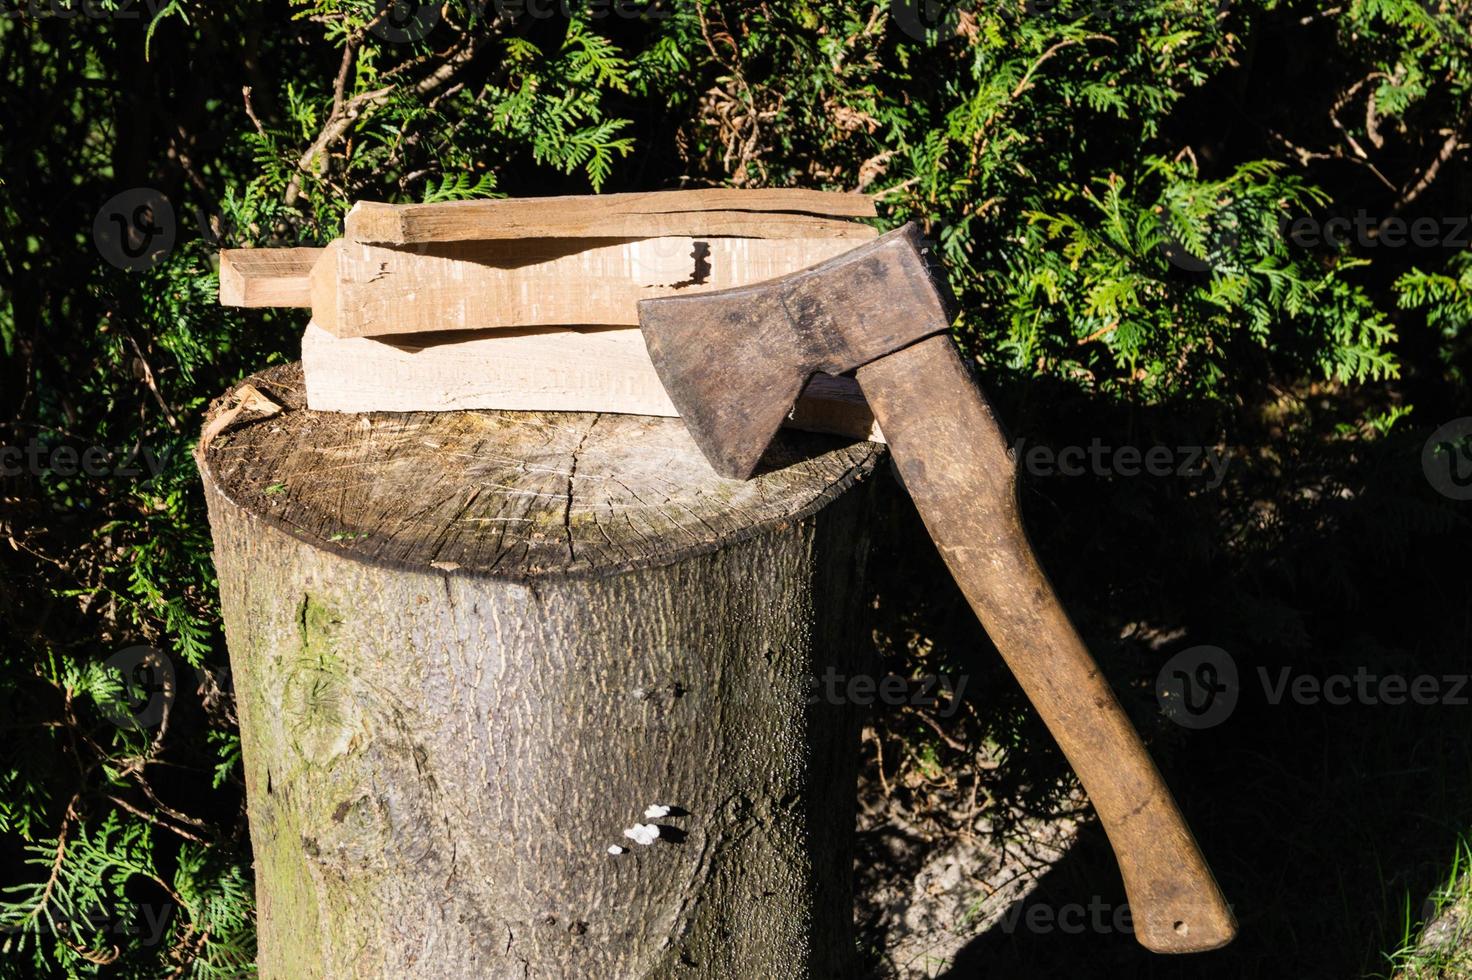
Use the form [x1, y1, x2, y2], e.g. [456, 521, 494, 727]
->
[218, 247, 323, 307]
[345, 189, 877, 244]
[300, 322, 885, 444]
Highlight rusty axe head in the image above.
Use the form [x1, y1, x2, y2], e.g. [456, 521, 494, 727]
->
[636, 223, 953, 479]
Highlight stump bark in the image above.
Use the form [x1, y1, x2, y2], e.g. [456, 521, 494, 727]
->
[196, 364, 886, 979]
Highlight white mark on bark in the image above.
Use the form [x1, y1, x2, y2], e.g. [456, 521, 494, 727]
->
[623, 823, 660, 846]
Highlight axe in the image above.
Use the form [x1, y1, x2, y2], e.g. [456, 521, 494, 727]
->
[636, 223, 1237, 954]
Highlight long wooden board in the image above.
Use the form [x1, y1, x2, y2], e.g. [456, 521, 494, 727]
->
[346, 189, 877, 245]
[310, 234, 872, 338]
[301, 323, 884, 443]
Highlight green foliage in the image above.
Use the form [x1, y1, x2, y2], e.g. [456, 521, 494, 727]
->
[2, 1, 1471, 976]
[647, 0, 1409, 401]
[485, 19, 639, 188]
[0, 812, 251, 978]
[1399, 251, 1472, 358]
[2, 813, 159, 969]
[1021, 157, 1397, 396]
[419, 172, 497, 204]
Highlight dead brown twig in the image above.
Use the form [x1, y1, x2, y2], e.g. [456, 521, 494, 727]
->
[282, 22, 492, 207]
[696, 5, 765, 183]
[902, 703, 970, 753]
[118, 326, 180, 432]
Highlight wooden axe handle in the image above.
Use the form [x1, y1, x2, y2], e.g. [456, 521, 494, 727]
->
[855, 334, 1236, 954]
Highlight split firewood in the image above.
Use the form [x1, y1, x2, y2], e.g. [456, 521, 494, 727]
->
[219, 189, 879, 338]
[344, 188, 876, 244]
[306, 234, 870, 338]
[216, 189, 884, 442]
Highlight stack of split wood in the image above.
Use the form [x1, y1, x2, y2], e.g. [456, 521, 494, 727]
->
[218, 189, 886, 443]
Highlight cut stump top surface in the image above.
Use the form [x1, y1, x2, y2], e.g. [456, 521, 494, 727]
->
[196, 364, 885, 580]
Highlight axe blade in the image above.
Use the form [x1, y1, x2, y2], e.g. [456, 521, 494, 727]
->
[636, 224, 949, 479]
[635, 284, 809, 479]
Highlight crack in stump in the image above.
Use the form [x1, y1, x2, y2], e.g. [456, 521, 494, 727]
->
[563, 414, 601, 563]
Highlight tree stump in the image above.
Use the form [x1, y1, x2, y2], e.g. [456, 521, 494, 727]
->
[195, 364, 886, 979]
